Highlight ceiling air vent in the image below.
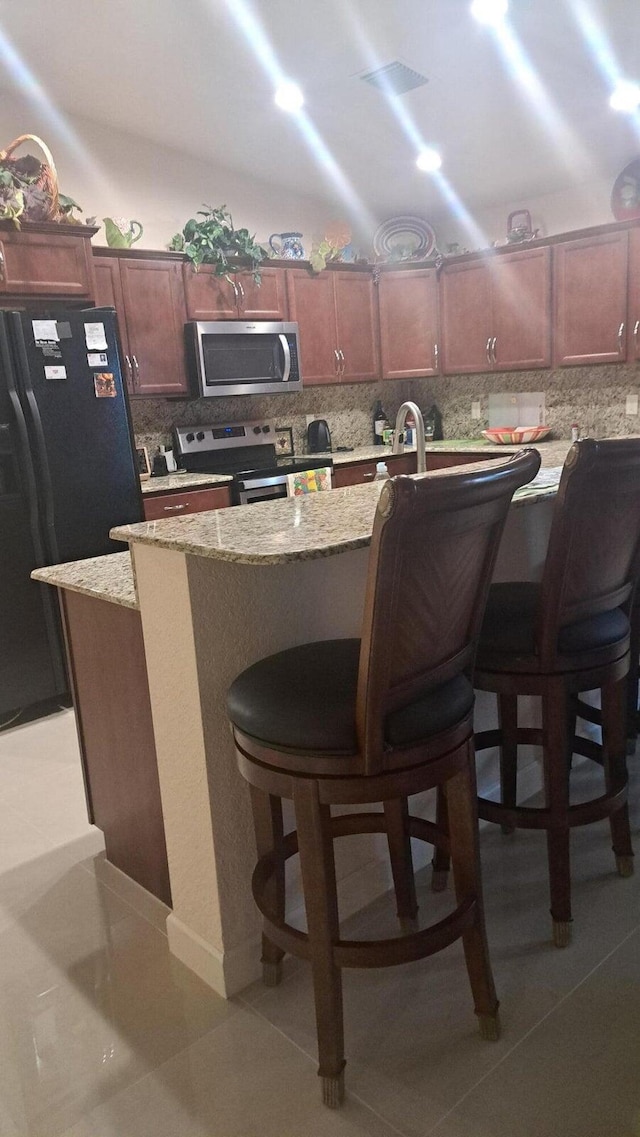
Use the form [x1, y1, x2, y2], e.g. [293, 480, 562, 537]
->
[359, 61, 429, 96]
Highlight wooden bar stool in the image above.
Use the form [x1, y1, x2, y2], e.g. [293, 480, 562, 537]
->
[227, 449, 539, 1107]
[472, 439, 640, 948]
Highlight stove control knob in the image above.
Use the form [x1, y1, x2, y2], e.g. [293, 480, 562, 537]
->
[262, 425, 270, 433]
[253, 426, 261, 434]
[196, 431, 205, 442]
[186, 432, 195, 443]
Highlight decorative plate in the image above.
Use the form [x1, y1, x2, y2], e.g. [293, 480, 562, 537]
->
[482, 426, 551, 445]
[373, 215, 437, 259]
[611, 158, 640, 221]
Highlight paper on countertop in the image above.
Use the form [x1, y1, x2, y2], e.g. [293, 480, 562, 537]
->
[286, 467, 333, 496]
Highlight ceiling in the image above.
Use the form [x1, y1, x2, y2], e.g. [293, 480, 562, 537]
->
[1, 0, 640, 227]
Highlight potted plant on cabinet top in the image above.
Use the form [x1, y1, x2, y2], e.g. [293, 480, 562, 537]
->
[169, 204, 266, 283]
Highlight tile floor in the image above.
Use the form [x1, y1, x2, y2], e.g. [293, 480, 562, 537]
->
[0, 707, 639, 1136]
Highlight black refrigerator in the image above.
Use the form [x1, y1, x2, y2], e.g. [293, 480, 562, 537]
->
[0, 307, 143, 718]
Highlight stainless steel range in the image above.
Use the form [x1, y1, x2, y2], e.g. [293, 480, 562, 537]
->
[173, 421, 333, 506]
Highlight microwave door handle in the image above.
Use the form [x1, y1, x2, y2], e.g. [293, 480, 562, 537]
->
[279, 334, 291, 382]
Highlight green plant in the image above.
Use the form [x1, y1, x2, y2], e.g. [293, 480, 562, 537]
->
[170, 204, 266, 282]
[0, 156, 83, 226]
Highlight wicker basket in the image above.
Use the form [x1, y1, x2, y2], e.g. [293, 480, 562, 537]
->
[0, 133, 60, 221]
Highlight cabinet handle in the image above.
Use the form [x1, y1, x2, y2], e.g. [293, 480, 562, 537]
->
[163, 502, 187, 511]
[124, 355, 133, 384]
[334, 348, 340, 375]
[132, 354, 140, 379]
[634, 320, 640, 354]
[362, 471, 376, 479]
[491, 336, 497, 365]
[618, 322, 625, 355]
[237, 280, 245, 302]
[486, 336, 492, 365]
[434, 341, 439, 370]
[230, 280, 239, 301]
[0, 248, 4, 280]
[338, 349, 345, 376]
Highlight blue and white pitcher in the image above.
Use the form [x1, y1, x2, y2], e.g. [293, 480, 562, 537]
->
[269, 231, 305, 259]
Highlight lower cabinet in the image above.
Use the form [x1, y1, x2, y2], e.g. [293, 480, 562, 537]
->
[332, 451, 501, 488]
[61, 590, 171, 905]
[142, 483, 232, 520]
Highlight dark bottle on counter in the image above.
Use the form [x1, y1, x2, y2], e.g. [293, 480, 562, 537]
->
[425, 403, 443, 441]
[373, 399, 388, 445]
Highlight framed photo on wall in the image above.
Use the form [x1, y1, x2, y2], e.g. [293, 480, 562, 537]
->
[274, 426, 294, 458]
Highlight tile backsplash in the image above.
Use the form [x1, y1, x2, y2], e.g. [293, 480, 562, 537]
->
[131, 362, 640, 459]
[131, 380, 415, 458]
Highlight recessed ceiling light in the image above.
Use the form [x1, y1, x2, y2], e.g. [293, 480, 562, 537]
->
[610, 80, 640, 113]
[470, 0, 508, 26]
[416, 148, 442, 173]
[274, 82, 304, 113]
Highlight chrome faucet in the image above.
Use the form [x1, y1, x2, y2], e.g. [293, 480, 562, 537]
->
[392, 401, 426, 474]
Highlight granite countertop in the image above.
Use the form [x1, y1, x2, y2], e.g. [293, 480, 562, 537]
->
[113, 455, 563, 566]
[141, 471, 233, 494]
[32, 551, 138, 609]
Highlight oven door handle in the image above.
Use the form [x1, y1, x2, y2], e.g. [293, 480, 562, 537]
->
[279, 334, 291, 383]
[236, 473, 288, 490]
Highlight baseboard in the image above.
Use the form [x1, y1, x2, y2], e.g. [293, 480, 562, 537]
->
[167, 912, 262, 998]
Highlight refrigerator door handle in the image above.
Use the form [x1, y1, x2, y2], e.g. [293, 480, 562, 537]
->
[8, 312, 60, 564]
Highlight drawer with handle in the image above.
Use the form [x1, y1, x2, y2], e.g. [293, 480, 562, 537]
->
[142, 485, 231, 521]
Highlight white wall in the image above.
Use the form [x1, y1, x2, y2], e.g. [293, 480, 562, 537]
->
[0, 90, 335, 251]
[431, 175, 615, 253]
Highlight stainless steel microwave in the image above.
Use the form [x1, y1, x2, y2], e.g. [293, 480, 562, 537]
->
[187, 320, 302, 397]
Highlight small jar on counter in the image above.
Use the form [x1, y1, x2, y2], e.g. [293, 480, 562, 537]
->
[571, 423, 580, 443]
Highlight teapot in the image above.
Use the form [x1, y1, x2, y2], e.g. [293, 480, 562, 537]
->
[103, 217, 144, 249]
[269, 231, 305, 259]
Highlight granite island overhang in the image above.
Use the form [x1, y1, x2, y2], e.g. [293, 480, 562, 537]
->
[35, 451, 564, 998]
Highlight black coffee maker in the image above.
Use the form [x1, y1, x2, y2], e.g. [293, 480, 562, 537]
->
[306, 419, 332, 452]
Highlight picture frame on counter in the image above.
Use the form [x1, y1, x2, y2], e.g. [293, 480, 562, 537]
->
[136, 445, 151, 480]
[274, 425, 294, 457]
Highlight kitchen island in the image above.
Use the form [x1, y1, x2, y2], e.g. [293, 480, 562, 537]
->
[34, 447, 565, 997]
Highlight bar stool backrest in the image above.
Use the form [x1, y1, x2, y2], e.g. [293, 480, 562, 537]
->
[537, 438, 640, 668]
[356, 449, 541, 774]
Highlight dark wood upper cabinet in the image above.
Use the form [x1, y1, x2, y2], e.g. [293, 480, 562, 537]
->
[441, 248, 551, 375]
[553, 231, 629, 366]
[183, 264, 287, 321]
[286, 268, 342, 385]
[627, 228, 640, 362]
[377, 268, 439, 379]
[441, 259, 493, 374]
[333, 271, 379, 383]
[287, 267, 378, 386]
[93, 254, 134, 392]
[0, 223, 96, 298]
[119, 257, 190, 396]
[491, 246, 551, 371]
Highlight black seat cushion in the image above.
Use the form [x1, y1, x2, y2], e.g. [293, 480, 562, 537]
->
[478, 582, 629, 668]
[227, 638, 474, 755]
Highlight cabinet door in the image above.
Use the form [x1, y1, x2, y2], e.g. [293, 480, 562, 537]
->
[286, 269, 339, 385]
[378, 269, 439, 379]
[333, 271, 380, 383]
[93, 256, 134, 392]
[440, 259, 493, 374]
[120, 259, 190, 396]
[238, 267, 287, 319]
[553, 232, 628, 366]
[491, 247, 551, 370]
[183, 264, 238, 320]
[628, 228, 640, 362]
[0, 228, 95, 297]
